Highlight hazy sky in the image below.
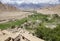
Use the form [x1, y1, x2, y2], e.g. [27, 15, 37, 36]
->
[0, 0, 60, 4]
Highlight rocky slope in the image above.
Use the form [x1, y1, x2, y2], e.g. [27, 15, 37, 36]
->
[37, 5, 60, 15]
[0, 2, 19, 12]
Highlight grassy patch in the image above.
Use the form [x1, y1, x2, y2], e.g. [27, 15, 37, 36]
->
[0, 18, 27, 29]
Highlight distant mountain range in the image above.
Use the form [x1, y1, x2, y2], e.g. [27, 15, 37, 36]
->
[8, 3, 60, 9]
[0, 1, 60, 11]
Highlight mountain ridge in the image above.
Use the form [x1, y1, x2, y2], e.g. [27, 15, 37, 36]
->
[8, 3, 60, 9]
[0, 2, 19, 12]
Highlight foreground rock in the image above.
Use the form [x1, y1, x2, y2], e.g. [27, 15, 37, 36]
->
[0, 28, 44, 41]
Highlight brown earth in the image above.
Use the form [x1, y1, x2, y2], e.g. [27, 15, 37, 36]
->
[37, 5, 60, 15]
[0, 2, 33, 23]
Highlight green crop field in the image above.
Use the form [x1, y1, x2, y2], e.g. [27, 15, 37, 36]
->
[0, 18, 27, 29]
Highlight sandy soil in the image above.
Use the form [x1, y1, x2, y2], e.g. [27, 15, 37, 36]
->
[0, 11, 33, 23]
[37, 9, 60, 15]
[0, 11, 32, 20]
[37, 5, 60, 15]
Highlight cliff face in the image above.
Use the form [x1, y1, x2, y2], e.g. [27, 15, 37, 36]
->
[0, 2, 19, 11]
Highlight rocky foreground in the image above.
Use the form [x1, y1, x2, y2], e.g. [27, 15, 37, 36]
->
[0, 26, 44, 41]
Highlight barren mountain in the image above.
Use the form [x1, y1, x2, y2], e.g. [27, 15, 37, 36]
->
[0, 2, 19, 12]
[37, 5, 60, 15]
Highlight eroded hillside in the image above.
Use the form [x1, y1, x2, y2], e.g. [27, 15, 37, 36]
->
[37, 5, 60, 15]
[0, 2, 19, 12]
